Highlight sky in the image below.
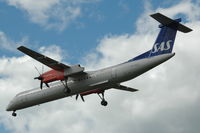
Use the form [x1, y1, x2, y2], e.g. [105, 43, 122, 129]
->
[0, 0, 200, 133]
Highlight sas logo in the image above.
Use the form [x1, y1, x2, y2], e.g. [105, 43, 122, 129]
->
[151, 40, 172, 53]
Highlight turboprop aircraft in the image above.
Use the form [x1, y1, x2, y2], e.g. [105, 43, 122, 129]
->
[6, 13, 192, 117]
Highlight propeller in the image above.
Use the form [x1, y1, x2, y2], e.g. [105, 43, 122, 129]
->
[34, 66, 49, 89]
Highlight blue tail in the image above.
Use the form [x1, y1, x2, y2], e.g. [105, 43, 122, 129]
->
[148, 21, 179, 57]
[128, 13, 192, 62]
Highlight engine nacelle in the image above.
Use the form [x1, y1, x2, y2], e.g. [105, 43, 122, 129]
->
[64, 64, 84, 77]
[42, 70, 64, 83]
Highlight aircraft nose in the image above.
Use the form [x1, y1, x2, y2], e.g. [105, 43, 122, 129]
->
[6, 102, 13, 111]
[6, 104, 11, 111]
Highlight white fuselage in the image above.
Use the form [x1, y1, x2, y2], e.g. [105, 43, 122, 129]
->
[6, 53, 175, 111]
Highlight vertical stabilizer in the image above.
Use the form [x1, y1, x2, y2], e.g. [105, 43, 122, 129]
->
[127, 13, 192, 62]
[148, 13, 192, 57]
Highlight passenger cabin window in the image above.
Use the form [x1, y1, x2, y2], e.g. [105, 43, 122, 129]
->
[76, 75, 91, 81]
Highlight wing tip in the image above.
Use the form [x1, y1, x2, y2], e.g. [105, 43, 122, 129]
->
[17, 45, 25, 50]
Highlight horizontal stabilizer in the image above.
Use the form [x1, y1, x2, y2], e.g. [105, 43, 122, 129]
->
[114, 84, 138, 92]
[150, 13, 192, 33]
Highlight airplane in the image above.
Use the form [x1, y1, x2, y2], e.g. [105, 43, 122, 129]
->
[6, 13, 192, 117]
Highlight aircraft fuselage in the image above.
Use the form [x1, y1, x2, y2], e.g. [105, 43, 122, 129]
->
[6, 53, 174, 111]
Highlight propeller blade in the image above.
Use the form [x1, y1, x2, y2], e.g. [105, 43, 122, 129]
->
[34, 65, 45, 89]
[45, 83, 49, 88]
[42, 65, 44, 74]
[40, 81, 43, 90]
[76, 94, 79, 100]
[34, 65, 41, 75]
[34, 76, 42, 80]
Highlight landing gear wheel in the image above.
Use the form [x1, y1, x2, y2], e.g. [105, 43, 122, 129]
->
[64, 88, 71, 93]
[101, 100, 108, 106]
[12, 111, 17, 117]
[98, 91, 108, 106]
[66, 88, 71, 93]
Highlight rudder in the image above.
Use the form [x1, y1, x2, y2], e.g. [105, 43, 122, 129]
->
[149, 13, 192, 57]
[149, 23, 178, 57]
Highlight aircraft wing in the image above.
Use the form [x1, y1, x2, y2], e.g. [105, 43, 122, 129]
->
[113, 84, 138, 92]
[17, 46, 70, 71]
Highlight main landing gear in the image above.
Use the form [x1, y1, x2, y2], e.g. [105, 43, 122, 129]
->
[64, 87, 71, 93]
[61, 79, 71, 93]
[98, 91, 108, 106]
[12, 110, 17, 117]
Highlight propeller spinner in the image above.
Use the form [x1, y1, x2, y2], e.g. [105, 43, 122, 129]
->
[34, 66, 49, 89]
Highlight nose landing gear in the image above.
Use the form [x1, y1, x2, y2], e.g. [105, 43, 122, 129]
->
[98, 91, 108, 106]
[101, 100, 108, 106]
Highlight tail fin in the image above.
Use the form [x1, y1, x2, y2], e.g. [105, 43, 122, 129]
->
[127, 13, 192, 62]
[148, 13, 192, 57]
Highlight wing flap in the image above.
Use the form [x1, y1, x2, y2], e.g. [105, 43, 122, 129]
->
[114, 85, 138, 92]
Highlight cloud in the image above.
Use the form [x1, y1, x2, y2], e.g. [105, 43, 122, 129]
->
[156, 0, 200, 21]
[0, 31, 28, 51]
[0, 45, 64, 133]
[1, 0, 200, 133]
[3, 0, 99, 31]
